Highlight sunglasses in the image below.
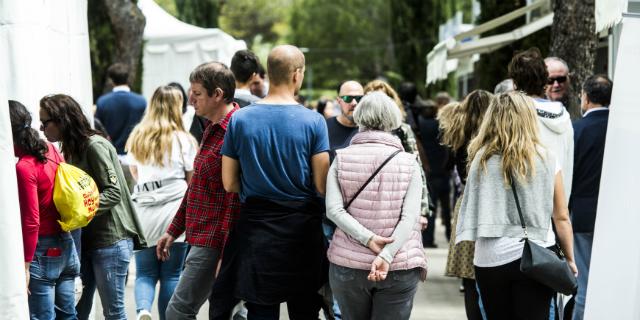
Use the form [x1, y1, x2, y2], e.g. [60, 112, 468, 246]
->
[547, 76, 567, 85]
[340, 95, 363, 103]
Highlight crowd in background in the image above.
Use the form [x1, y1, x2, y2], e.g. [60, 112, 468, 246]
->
[11, 43, 612, 320]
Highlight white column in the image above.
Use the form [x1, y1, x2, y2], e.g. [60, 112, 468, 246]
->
[585, 13, 640, 320]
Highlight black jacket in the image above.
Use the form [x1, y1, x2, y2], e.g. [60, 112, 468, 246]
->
[570, 108, 609, 233]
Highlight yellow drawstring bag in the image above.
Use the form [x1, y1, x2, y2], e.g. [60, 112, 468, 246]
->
[52, 163, 99, 231]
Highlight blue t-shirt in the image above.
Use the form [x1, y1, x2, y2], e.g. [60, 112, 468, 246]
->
[222, 103, 330, 202]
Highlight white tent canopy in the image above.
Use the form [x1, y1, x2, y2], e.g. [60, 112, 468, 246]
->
[138, 0, 246, 100]
[426, 0, 553, 85]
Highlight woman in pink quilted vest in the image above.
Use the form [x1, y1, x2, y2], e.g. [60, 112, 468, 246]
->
[326, 91, 427, 320]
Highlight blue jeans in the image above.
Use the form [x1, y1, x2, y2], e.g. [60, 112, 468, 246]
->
[572, 233, 593, 320]
[76, 238, 133, 320]
[134, 243, 189, 320]
[28, 233, 80, 320]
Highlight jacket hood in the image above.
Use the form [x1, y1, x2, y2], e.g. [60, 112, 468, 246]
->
[534, 99, 572, 134]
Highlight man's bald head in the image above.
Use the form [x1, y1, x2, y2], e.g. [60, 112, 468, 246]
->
[338, 80, 364, 96]
[267, 45, 305, 86]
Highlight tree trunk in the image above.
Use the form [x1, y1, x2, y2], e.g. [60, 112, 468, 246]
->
[103, 0, 146, 86]
[549, 0, 598, 119]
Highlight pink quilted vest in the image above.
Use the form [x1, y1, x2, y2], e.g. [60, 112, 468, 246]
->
[327, 131, 427, 273]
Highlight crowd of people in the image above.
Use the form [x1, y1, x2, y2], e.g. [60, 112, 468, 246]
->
[11, 43, 612, 320]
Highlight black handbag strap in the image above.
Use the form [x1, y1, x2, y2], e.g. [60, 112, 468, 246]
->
[345, 150, 401, 210]
[509, 174, 529, 239]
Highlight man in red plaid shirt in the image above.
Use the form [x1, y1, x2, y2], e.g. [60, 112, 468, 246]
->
[156, 62, 240, 319]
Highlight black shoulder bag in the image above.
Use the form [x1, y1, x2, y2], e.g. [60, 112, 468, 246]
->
[510, 175, 578, 295]
[345, 150, 401, 210]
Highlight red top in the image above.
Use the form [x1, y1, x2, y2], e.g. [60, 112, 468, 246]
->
[15, 144, 64, 262]
[167, 105, 241, 249]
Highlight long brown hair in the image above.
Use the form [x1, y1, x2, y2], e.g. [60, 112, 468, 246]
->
[9, 100, 48, 162]
[39, 94, 96, 161]
[439, 90, 493, 151]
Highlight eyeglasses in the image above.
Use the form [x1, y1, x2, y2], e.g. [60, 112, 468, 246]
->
[547, 76, 568, 85]
[340, 95, 363, 103]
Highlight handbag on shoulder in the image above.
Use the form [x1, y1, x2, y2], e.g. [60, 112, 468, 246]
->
[510, 175, 577, 296]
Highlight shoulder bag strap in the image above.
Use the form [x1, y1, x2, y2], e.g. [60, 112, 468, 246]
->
[509, 174, 529, 239]
[345, 150, 401, 210]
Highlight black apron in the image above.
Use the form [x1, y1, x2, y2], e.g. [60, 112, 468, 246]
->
[211, 196, 328, 307]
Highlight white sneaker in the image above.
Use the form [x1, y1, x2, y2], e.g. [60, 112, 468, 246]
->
[137, 309, 152, 320]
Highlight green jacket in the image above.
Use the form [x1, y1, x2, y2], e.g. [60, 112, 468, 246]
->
[69, 135, 146, 251]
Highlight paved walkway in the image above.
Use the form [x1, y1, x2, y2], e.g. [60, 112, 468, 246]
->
[92, 220, 466, 319]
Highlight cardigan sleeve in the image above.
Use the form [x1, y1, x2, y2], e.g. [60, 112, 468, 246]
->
[325, 161, 375, 246]
[86, 141, 123, 214]
[16, 162, 40, 262]
[378, 162, 422, 264]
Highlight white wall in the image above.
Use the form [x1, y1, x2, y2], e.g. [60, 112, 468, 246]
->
[585, 14, 640, 319]
[0, 1, 93, 316]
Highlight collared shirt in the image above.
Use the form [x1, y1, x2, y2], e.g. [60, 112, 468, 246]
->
[112, 85, 131, 92]
[583, 106, 608, 118]
[167, 104, 241, 249]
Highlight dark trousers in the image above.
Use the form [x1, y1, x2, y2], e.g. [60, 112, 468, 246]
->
[462, 278, 483, 320]
[475, 259, 553, 320]
[423, 176, 452, 245]
[244, 293, 323, 320]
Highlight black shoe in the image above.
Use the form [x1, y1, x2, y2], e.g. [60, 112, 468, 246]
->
[424, 243, 438, 248]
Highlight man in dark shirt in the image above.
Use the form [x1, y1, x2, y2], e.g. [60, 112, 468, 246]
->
[570, 75, 611, 320]
[326, 80, 362, 162]
[95, 63, 146, 156]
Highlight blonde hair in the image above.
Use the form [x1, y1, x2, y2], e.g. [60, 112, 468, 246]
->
[467, 91, 542, 184]
[439, 90, 493, 151]
[126, 86, 195, 166]
[363, 80, 406, 119]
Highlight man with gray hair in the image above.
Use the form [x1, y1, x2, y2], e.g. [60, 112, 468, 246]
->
[545, 56, 571, 105]
[212, 44, 329, 319]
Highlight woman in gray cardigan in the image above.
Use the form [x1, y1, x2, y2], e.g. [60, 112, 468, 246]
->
[455, 92, 576, 320]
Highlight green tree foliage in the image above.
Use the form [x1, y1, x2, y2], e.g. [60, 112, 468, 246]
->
[219, 0, 291, 47]
[289, 0, 393, 90]
[473, 0, 550, 91]
[175, 0, 220, 28]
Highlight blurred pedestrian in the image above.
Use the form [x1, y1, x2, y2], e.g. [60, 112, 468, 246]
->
[231, 50, 263, 107]
[39, 94, 146, 320]
[326, 91, 427, 320]
[11, 100, 81, 319]
[456, 92, 576, 319]
[439, 90, 493, 320]
[126, 86, 198, 320]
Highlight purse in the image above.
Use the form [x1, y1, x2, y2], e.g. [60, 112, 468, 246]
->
[510, 176, 578, 295]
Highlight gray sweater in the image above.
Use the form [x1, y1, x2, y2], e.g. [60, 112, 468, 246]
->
[456, 148, 557, 243]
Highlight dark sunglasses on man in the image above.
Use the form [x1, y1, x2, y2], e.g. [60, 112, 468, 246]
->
[547, 76, 568, 85]
[340, 95, 363, 103]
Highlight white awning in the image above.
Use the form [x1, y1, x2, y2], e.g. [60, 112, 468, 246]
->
[595, 0, 628, 33]
[426, 0, 552, 85]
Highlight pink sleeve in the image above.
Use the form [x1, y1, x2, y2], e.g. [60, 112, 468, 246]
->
[16, 163, 40, 262]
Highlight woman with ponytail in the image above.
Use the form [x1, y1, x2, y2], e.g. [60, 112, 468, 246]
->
[10, 100, 80, 319]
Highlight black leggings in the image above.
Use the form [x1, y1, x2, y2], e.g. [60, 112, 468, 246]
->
[475, 259, 553, 320]
[463, 278, 483, 320]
